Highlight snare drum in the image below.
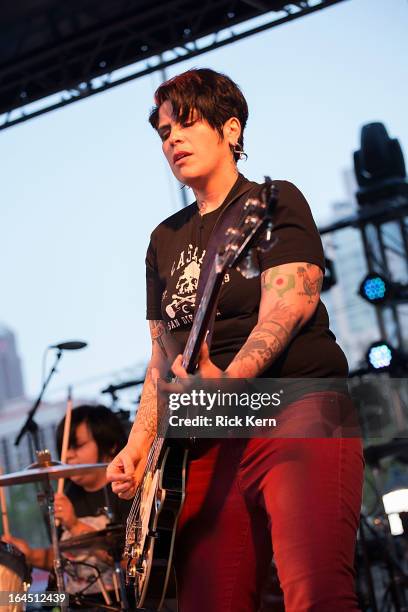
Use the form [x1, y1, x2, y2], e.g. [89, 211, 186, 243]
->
[0, 542, 31, 611]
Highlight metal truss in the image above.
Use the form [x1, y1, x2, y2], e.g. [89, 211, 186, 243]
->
[319, 193, 408, 356]
[0, 0, 347, 132]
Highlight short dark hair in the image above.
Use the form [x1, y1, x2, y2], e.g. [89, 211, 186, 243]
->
[148, 68, 248, 161]
[56, 404, 127, 462]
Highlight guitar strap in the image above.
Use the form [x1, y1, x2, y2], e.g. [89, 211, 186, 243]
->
[194, 174, 264, 349]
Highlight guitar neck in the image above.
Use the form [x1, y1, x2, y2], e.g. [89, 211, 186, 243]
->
[182, 265, 224, 374]
[136, 265, 224, 469]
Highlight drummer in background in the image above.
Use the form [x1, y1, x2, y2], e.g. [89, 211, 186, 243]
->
[2, 404, 131, 607]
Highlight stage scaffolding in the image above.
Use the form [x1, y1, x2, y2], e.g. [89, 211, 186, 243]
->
[0, 0, 347, 131]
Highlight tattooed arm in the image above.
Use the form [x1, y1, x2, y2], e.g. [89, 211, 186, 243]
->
[225, 262, 323, 378]
[128, 320, 169, 444]
[107, 320, 169, 497]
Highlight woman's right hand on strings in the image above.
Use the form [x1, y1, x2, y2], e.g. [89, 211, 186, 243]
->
[106, 444, 148, 499]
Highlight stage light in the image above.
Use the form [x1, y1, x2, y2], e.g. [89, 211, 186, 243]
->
[321, 257, 337, 292]
[383, 489, 408, 536]
[353, 122, 408, 206]
[359, 273, 389, 304]
[365, 341, 408, 374]
[358, 273, 408, 306]
[366, 341, 395, 371]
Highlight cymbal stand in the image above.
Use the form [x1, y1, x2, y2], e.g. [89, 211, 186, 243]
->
[109, 523, 128, 611]
[358, 514, 379, 612]
[31, 450, 67, 610]
[113, 558, 129, 611]
[369, 465, 408, 611]
[101, 489, 129, 610]
[42, 475, 67, 609]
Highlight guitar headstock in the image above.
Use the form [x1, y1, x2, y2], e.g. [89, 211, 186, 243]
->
[215, 177, 279, 278]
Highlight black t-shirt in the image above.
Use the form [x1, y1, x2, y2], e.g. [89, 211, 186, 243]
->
[60, 482, 132, 596]
[65, 481, 131, 522]
[146, 174, 348, 378]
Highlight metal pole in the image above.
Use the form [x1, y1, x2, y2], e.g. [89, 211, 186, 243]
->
[360, 224, 387, 339]
[375, 224, 404, 348]
[398, 218, 408, 275]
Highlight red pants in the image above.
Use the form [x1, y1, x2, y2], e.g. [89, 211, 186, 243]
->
[174, 394, 364, 612]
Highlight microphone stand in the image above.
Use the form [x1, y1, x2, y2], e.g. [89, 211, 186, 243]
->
[14, 349, 63, 454]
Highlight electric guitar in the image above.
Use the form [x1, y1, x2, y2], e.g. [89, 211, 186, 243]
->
[124, 178, 279, 611]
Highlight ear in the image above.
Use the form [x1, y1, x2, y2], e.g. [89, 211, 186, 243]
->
[223, 117, 241, 147]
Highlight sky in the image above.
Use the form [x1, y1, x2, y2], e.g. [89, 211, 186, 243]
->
[1, 0, 407, 403]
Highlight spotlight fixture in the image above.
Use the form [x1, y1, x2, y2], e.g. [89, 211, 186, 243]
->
[366, 341, 395, 371]
[359, 273, 389, 304]
[359, 273, 408, 306]
[353, 122, 408, 206]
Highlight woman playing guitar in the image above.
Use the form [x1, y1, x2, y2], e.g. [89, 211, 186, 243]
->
[107, 68, 363, 612]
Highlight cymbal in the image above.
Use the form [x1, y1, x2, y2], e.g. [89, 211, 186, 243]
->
[60, 524, 124, 554]
[0, 463, 107, 486]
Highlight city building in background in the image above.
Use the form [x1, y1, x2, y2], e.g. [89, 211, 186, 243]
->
[0, 324, 24, 406]
[322, 207, 379, 371]
[0, 397, 67, 472]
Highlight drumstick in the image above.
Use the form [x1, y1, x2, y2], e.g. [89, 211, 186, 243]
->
[0, 467, 10, 537]
[57, 386, 73, 495]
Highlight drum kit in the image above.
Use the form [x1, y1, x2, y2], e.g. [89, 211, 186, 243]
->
[0, 452, 130, 611]
[0, 541, 31, 612]
[357, 437, 408, 612]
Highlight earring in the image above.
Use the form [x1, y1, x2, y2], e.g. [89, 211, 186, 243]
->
[232, 142, 247, 161]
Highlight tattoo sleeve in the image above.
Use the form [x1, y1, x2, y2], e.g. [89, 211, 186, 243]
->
[227, 264, 323, 378]
[226, 300, 301, 378]
[262, 264, 323, 305]
[149, 320, 168, 359]
[133, 366, 158, 439]
[262, 267, 296, 297]
[296, 263, 323, 304]
[130, 320, 168, 441]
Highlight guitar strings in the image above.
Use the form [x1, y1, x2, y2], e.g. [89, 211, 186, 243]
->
[125, 407, 168, 542]
[124, 386, 169, 514]
[125, 436, 163, 538]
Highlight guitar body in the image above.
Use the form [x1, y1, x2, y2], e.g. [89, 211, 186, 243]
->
[127, 442, 188, 611]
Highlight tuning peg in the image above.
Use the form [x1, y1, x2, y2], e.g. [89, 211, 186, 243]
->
[257, 222, 278, 253]
[225, 227, 240, 236]
[235, 250, 260, 279]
